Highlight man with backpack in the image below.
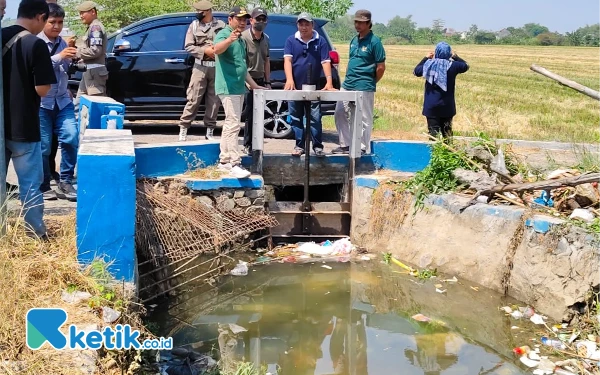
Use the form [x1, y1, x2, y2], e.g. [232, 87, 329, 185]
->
[2, 0, 56, 239]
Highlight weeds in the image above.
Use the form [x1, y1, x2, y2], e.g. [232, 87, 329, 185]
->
[177, 148, 228, 179]
[402, 138, 477, 212]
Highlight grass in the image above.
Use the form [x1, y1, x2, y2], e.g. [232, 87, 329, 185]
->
[324, 45, 600, 143]
[0, 213, 147, 374]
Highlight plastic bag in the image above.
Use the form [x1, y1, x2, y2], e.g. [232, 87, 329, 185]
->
[331, 238, 352, 255]
[230, 261, 248, 276]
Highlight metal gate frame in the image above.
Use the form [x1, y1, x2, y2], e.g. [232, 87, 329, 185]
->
[251, 89, 364, 241]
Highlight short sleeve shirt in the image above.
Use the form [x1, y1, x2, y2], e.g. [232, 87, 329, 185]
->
[241, 29, 269, 80]
[283, 31, 331, 90]
[342, 32, 386, 92]
[2, 26, 56, 142]
[215, 26, 248, 96]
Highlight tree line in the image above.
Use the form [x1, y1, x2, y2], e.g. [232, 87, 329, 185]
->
[325, 15, 600, 47]
[2, 1, 597, 47]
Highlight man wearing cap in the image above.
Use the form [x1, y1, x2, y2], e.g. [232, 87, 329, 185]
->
[213, 6, 265, 179]
[73, 1, 108, 116]
[283, 12, 334, 157]
[333, 9, 386, 155]
[178, 0, 226, 142]
[241, 7, 270, 156]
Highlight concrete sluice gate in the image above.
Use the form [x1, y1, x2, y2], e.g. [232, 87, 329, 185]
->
[75, 95, 598, 324]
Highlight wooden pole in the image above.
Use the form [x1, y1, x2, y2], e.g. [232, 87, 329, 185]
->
[480, 172, 600, 196]
[531, 64, 600, 101]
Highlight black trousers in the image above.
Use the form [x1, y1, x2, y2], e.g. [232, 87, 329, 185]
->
[426, 116, 453, 138]
[243, 77, 265, 149]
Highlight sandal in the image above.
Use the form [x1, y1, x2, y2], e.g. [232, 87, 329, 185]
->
[292, 148, 304, 157]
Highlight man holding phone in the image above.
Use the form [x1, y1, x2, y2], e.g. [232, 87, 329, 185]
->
[38, 3, 79, 202]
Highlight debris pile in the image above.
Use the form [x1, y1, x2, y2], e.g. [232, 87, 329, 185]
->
[500, 304, 600, 375]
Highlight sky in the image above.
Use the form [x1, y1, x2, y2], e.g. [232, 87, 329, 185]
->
[4, 0, 600, 33]
[347, 0, 600, 33]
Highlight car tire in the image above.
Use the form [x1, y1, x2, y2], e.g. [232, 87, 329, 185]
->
[263, 99, 293, 139]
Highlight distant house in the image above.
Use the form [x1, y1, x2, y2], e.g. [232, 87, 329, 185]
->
[443, 28, 457, 37]
[460, 32, 468, 40]
[496, 28, 511, 39]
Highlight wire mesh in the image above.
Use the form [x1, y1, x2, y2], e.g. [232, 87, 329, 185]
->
[136, 180, 278, 264]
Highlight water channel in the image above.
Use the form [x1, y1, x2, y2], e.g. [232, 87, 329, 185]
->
[149, 259, 532, 374]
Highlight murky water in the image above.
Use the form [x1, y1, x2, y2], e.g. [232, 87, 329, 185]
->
[150, 259, 530, 375]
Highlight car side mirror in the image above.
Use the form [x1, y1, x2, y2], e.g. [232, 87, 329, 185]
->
[114, 38, 132, 53]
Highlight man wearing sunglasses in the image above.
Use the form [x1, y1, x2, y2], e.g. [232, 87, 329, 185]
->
[213, 6, 265, 179]
[283, 12, 334, 157]
[241, 7, 270, 156]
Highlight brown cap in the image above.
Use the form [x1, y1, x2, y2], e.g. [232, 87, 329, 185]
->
[354, 9, 371, 22]
[76, 1, 98, 12]
[229, 6, 250, 18]
[192, 0, 213, 11]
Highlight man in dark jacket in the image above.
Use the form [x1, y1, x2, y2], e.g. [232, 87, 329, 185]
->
[414, 42, 469, 138]
[2, 0, 55, 238]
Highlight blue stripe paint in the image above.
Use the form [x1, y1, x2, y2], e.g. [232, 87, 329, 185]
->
[76, 153, 136, 282]
[186, 176, 264, 191]
[135, 143, 220, 178]
[355, 177, 380, 189]
[371, 141, 432, 172]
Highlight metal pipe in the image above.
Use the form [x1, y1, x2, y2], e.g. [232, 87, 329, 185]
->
[0, 16, 7, 234]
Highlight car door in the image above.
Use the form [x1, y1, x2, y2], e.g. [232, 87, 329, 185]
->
[110, 22, 191, 107]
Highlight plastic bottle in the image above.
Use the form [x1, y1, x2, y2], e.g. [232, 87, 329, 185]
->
[541, 336, 566, 349]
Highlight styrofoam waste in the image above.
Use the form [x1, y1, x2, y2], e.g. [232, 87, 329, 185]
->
[230, 261, 248, 276]
[102, 306, 121, 323]
[569, 208, 595, 222]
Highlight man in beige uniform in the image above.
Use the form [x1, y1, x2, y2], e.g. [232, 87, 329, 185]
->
[73, 0, 107, 115]
[178, 0, 225, 141]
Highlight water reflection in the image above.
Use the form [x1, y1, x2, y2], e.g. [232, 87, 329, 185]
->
[151, 261, 526, 375]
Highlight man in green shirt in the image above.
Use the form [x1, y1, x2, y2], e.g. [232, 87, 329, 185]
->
[333, 9, 386, 155]
[213, 6, 264, 179]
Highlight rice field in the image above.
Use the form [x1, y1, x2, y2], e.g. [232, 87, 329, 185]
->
[325, 45, 600, 143]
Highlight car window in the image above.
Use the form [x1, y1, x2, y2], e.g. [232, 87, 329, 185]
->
[265, 21, 301, 49]
[125, 24, 188, 52]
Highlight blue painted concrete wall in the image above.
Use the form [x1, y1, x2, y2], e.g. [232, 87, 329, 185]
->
[77, 129, 137, 282]
[370, 141, 432, 172]
[79, 95, 125, 130]
[135, 142, 220, 178]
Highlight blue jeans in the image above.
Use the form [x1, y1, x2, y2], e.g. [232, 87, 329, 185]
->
[289, 101, 323, 150]
[39, 103, 79, 190]
[5, 140, 46, 237]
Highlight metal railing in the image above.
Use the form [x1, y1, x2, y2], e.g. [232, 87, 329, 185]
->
[251, 88, 364, 204]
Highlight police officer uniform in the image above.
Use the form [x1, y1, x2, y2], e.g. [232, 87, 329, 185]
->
[74, 0, 108, 106]
[179, 0, 226, 141]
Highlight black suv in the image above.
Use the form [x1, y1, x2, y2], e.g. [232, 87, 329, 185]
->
[69, 12, 341, 139]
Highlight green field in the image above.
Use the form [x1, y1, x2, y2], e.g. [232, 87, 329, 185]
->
[324, 45, 600, 143]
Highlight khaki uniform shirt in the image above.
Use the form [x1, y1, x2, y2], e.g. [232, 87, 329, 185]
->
[241, 28, 269, 80]
[76, 18, 106, 66]
[185, 18, 226, 64]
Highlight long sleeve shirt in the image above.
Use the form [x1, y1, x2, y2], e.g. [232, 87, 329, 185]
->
[413, 55, 469, 118]
[37, 32, 72, 111]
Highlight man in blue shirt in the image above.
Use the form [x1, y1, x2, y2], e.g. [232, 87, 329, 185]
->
[283, 12, 334, 157]
[38, 3, 79, 201]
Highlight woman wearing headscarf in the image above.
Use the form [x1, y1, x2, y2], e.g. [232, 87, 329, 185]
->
[414, 42, 469, 138]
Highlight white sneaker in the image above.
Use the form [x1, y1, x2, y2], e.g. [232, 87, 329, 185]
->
[205, 128, 214, 140]
[178, 127, 187, 141]
[218, 163, 232, 172]
[230, 165, 251, 179]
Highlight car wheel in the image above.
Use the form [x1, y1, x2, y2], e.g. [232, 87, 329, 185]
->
[263, 100, 293, 139]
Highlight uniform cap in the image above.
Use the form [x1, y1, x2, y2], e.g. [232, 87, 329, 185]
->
[76, 1, 98, 12]
[193, 0, 213, 11]
[251, 7, 267, 18]
[354, 9, 371, 22]
[229, 6, 250, 18]
[297, 12, 313, 23]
